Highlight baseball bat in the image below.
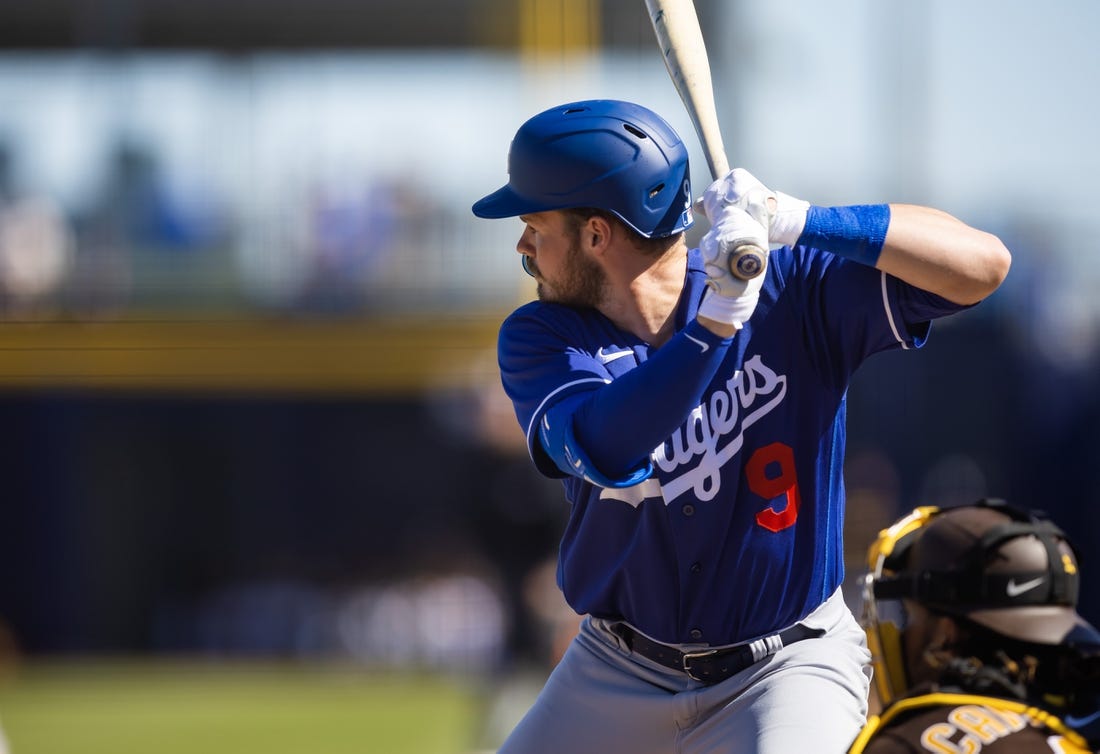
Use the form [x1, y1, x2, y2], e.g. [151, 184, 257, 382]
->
[644, 0, 766, 281]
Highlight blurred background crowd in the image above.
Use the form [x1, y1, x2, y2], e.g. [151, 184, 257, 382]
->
[0, 0, 1098, 751]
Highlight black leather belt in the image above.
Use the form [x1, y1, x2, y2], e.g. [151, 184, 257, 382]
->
[610, 622, 825, 685]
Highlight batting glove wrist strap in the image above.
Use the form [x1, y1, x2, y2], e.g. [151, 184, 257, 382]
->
[697, 286, 759, 330]
[699, 167, 809, 248]
[699, 168, 772, 224]
[770, 191, 810, 247]
[797, 204, 891, 267]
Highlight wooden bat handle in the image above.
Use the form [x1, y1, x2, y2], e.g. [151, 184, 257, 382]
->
[727, 244, 766, 281]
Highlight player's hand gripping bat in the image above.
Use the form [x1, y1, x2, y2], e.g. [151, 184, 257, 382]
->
[644, 0, 766, 281]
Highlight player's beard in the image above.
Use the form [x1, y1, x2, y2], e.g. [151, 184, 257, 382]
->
[535, 234, 607, 309]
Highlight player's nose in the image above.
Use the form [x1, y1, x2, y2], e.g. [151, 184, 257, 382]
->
[515, 235, 538, 276]
[516, 229, 535, 256]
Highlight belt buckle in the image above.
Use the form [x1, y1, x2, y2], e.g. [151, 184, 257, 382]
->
[681, 648, 718, 682]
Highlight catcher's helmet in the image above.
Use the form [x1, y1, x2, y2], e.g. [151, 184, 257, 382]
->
[861, 498, 1100, 706]
[472, 100, 694, 238]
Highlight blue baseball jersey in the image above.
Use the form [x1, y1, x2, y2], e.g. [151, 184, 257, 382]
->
[498, 245, 969, 646]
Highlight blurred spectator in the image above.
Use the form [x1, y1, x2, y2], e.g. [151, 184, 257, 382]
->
[0, 143, 74, 314]
[293, 175, 400, 312]
[337, 572, 506, 674]
[522, 558, 582, 667]
[70, 139, 230, 314]
[95, 140, 225, 253]
[67, 141, 143, 313]
[428, 351, 572, 669]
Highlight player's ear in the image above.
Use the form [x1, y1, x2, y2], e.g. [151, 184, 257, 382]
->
[585, 215, 613, 254]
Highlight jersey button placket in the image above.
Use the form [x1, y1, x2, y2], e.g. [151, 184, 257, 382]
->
[682, 504, 695, 516]
[689, 629, 703, 641]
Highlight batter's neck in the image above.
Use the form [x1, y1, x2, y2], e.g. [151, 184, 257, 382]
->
[599, 247, 687, 347]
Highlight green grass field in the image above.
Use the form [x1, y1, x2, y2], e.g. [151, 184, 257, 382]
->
[0, 659, 488, 754]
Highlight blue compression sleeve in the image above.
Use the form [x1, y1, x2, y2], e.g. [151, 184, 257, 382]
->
[797, 204, 891, 267]
[541, 319, 733, 483]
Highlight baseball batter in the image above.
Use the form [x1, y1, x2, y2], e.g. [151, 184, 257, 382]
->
[470, 100, 1012, 753]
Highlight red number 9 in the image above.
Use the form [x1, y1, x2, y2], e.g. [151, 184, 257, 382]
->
[745, 442, 800, 532]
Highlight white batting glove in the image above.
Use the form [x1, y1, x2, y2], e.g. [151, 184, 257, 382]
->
[697, 193, 770, 329]
[770, 189, 811, 247]
[698, 168, 810, 248]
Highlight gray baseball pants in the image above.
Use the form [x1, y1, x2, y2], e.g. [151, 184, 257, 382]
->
[497, 588, 871, 754]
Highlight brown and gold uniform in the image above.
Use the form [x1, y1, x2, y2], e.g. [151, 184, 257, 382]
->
[850, 692, 1093, 754]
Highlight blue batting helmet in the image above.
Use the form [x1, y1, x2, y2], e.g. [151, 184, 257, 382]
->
[472, 100, 693, 238]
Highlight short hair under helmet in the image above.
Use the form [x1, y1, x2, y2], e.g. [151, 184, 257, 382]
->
[471, 99, 694, 238]
[861, 498, 1100, 706]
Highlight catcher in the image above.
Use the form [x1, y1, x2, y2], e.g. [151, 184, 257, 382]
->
[851, 498, 1100, 753]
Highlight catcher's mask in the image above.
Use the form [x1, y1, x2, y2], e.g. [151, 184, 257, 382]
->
[861, 498, 1100, 707]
